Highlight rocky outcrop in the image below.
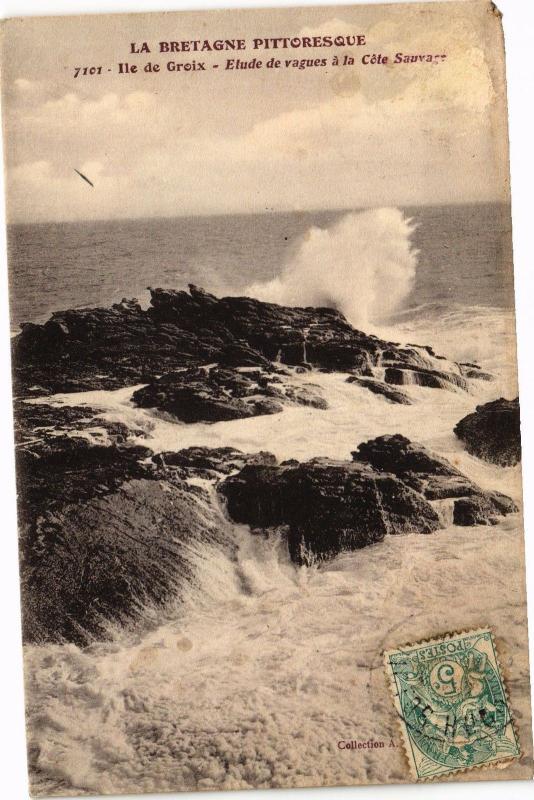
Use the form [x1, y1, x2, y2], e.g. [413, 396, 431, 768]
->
[12, 286, 506, 644]
[12, 284, 476, 396]
[132, 366, 327, 423]
[352, 434, 518, 523]
[453, 492, 518, 526]
[153, 447, 277, 480]
[459, 363, 494, 382]
[220, 458, 441, 564]
[352, 433, 462, 477]
[16, 405, 243, 643]
[20, 476, 235, 645]
[454, 397, 521, 466]
[346, 376, 412, 405]
[220, 435, 517, 564]
[384, 365, 468, 391]
[17, 407, 519, 641]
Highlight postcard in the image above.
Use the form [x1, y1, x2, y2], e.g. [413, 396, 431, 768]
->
[1, 0, 532, 795]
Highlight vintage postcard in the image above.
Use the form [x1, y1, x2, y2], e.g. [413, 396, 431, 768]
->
[1, 0, 532, 795]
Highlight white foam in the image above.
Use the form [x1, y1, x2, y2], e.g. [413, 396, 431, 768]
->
[244, 208, 417, 331]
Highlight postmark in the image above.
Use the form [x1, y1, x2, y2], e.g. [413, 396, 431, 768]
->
[384, 629, 521, 780]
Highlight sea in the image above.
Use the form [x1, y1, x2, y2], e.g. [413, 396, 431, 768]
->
[11, 203, 530, 796]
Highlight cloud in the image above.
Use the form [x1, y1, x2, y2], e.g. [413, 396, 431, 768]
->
[4, 24, 501, 224]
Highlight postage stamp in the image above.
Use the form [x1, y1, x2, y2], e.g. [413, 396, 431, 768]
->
[384, 628, 521, 780]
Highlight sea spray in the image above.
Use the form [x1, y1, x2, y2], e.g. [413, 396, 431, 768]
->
[245, 208, 418, 330]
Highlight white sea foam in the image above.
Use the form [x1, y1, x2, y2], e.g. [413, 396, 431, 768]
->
[24, 368, 527, 795]
[26, 515, 529, 796]
[245, 208, 418, 331]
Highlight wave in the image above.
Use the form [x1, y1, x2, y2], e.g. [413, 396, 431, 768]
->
[381, 302, 518, 393]
[245, 208, 418, 330]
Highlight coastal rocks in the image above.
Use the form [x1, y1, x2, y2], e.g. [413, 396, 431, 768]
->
[454, 397, 521, 466]
[346, 376, 412, 405]
[12, 284, 468, 396]
[459, 363, 494, 381]
[220, 458, 441, 564]
[453, 492, 518, 526]
[16, 429, 152, 524]
[20, 477, 235, 645]
[352, 433, 462, 477]
[132, 366, 327, 423]
[221, 434, 518, 564]
[14, 400, 145, 454]
[153, 447, 277, 479]
[384, 365, 468, 392]
[17, 413, 282, 644]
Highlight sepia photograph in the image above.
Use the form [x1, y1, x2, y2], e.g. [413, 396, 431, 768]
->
[0, 0, 532, 796]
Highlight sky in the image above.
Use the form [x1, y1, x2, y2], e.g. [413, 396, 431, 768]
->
[1, 1, 509, 222]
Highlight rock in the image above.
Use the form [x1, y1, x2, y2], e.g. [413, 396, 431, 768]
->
[12, 285, 464, 396]
[282, 382, 328, 409]
[352, 434, 461, 477]
[346, 376, 412, 405]
[459, 365, 494, 381]
[453, 494, 512, 526]
[487, 490, 519, 515]
[20, 477, 235, 644]
[14, 400, 145, 452]
[16, 409, 278, 644]
[217, 341, 273, 369]
[220, 460, 442, 564]
[220, 434, 518, 564]
[154, 447, 277, 476]
[133, 367, 279, 423]
[406, 474, 480, 500]
[17, 435, 152, 525]
[132, 366, 327, 423]
[384, 366, 468, 391]
[454, 397, 521, 466]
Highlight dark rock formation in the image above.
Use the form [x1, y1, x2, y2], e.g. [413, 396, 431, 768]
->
[16, 401, 288, 644]
[384, 365, 468, 391]
[346, 375, 412, 405]
[20, 476, 235, 645]
[12, 284, 472, 396]
[352, 433, 461, 477]
[220, 459, 441, 564]
[153, 447, 277, 479]
[459, 363, 494, 381]
[17, 409, 519, 641]
[220, 434, 518, 564]
[453, 492, 518, 526]
[454, 397, 521, 466]
[132, 366, 326, 423]
[14, 399, 145, 454]
[16, 429, 151, 521]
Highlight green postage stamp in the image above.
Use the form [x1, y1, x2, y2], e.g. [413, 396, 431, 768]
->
[384, 628, 521, 780]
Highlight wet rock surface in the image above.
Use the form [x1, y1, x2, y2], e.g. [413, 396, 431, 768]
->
[346, 376, 412, 405]
[221, 435, 517, 564]
[12, 284, 472, 396]
[384, 365, 468, 391]
[12, 288, 512, 645]
[20, 477, 235, 645]
[454, 397, 521, 466]
[153, 447, 278, 480]
[132, 365, 327, 423]
[17, 418, 518, 641]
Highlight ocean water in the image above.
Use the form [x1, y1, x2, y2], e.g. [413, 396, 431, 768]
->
[12, 204, 531, 795]
[8, 203, 514, 330]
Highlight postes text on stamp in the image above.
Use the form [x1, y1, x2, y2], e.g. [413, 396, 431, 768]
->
[384, 629, 520, 780]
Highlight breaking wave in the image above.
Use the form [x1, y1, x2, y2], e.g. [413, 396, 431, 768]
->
[246, 208, 418, 330]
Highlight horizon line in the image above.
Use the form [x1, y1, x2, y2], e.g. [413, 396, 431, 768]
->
[6, 199, 511, 227]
